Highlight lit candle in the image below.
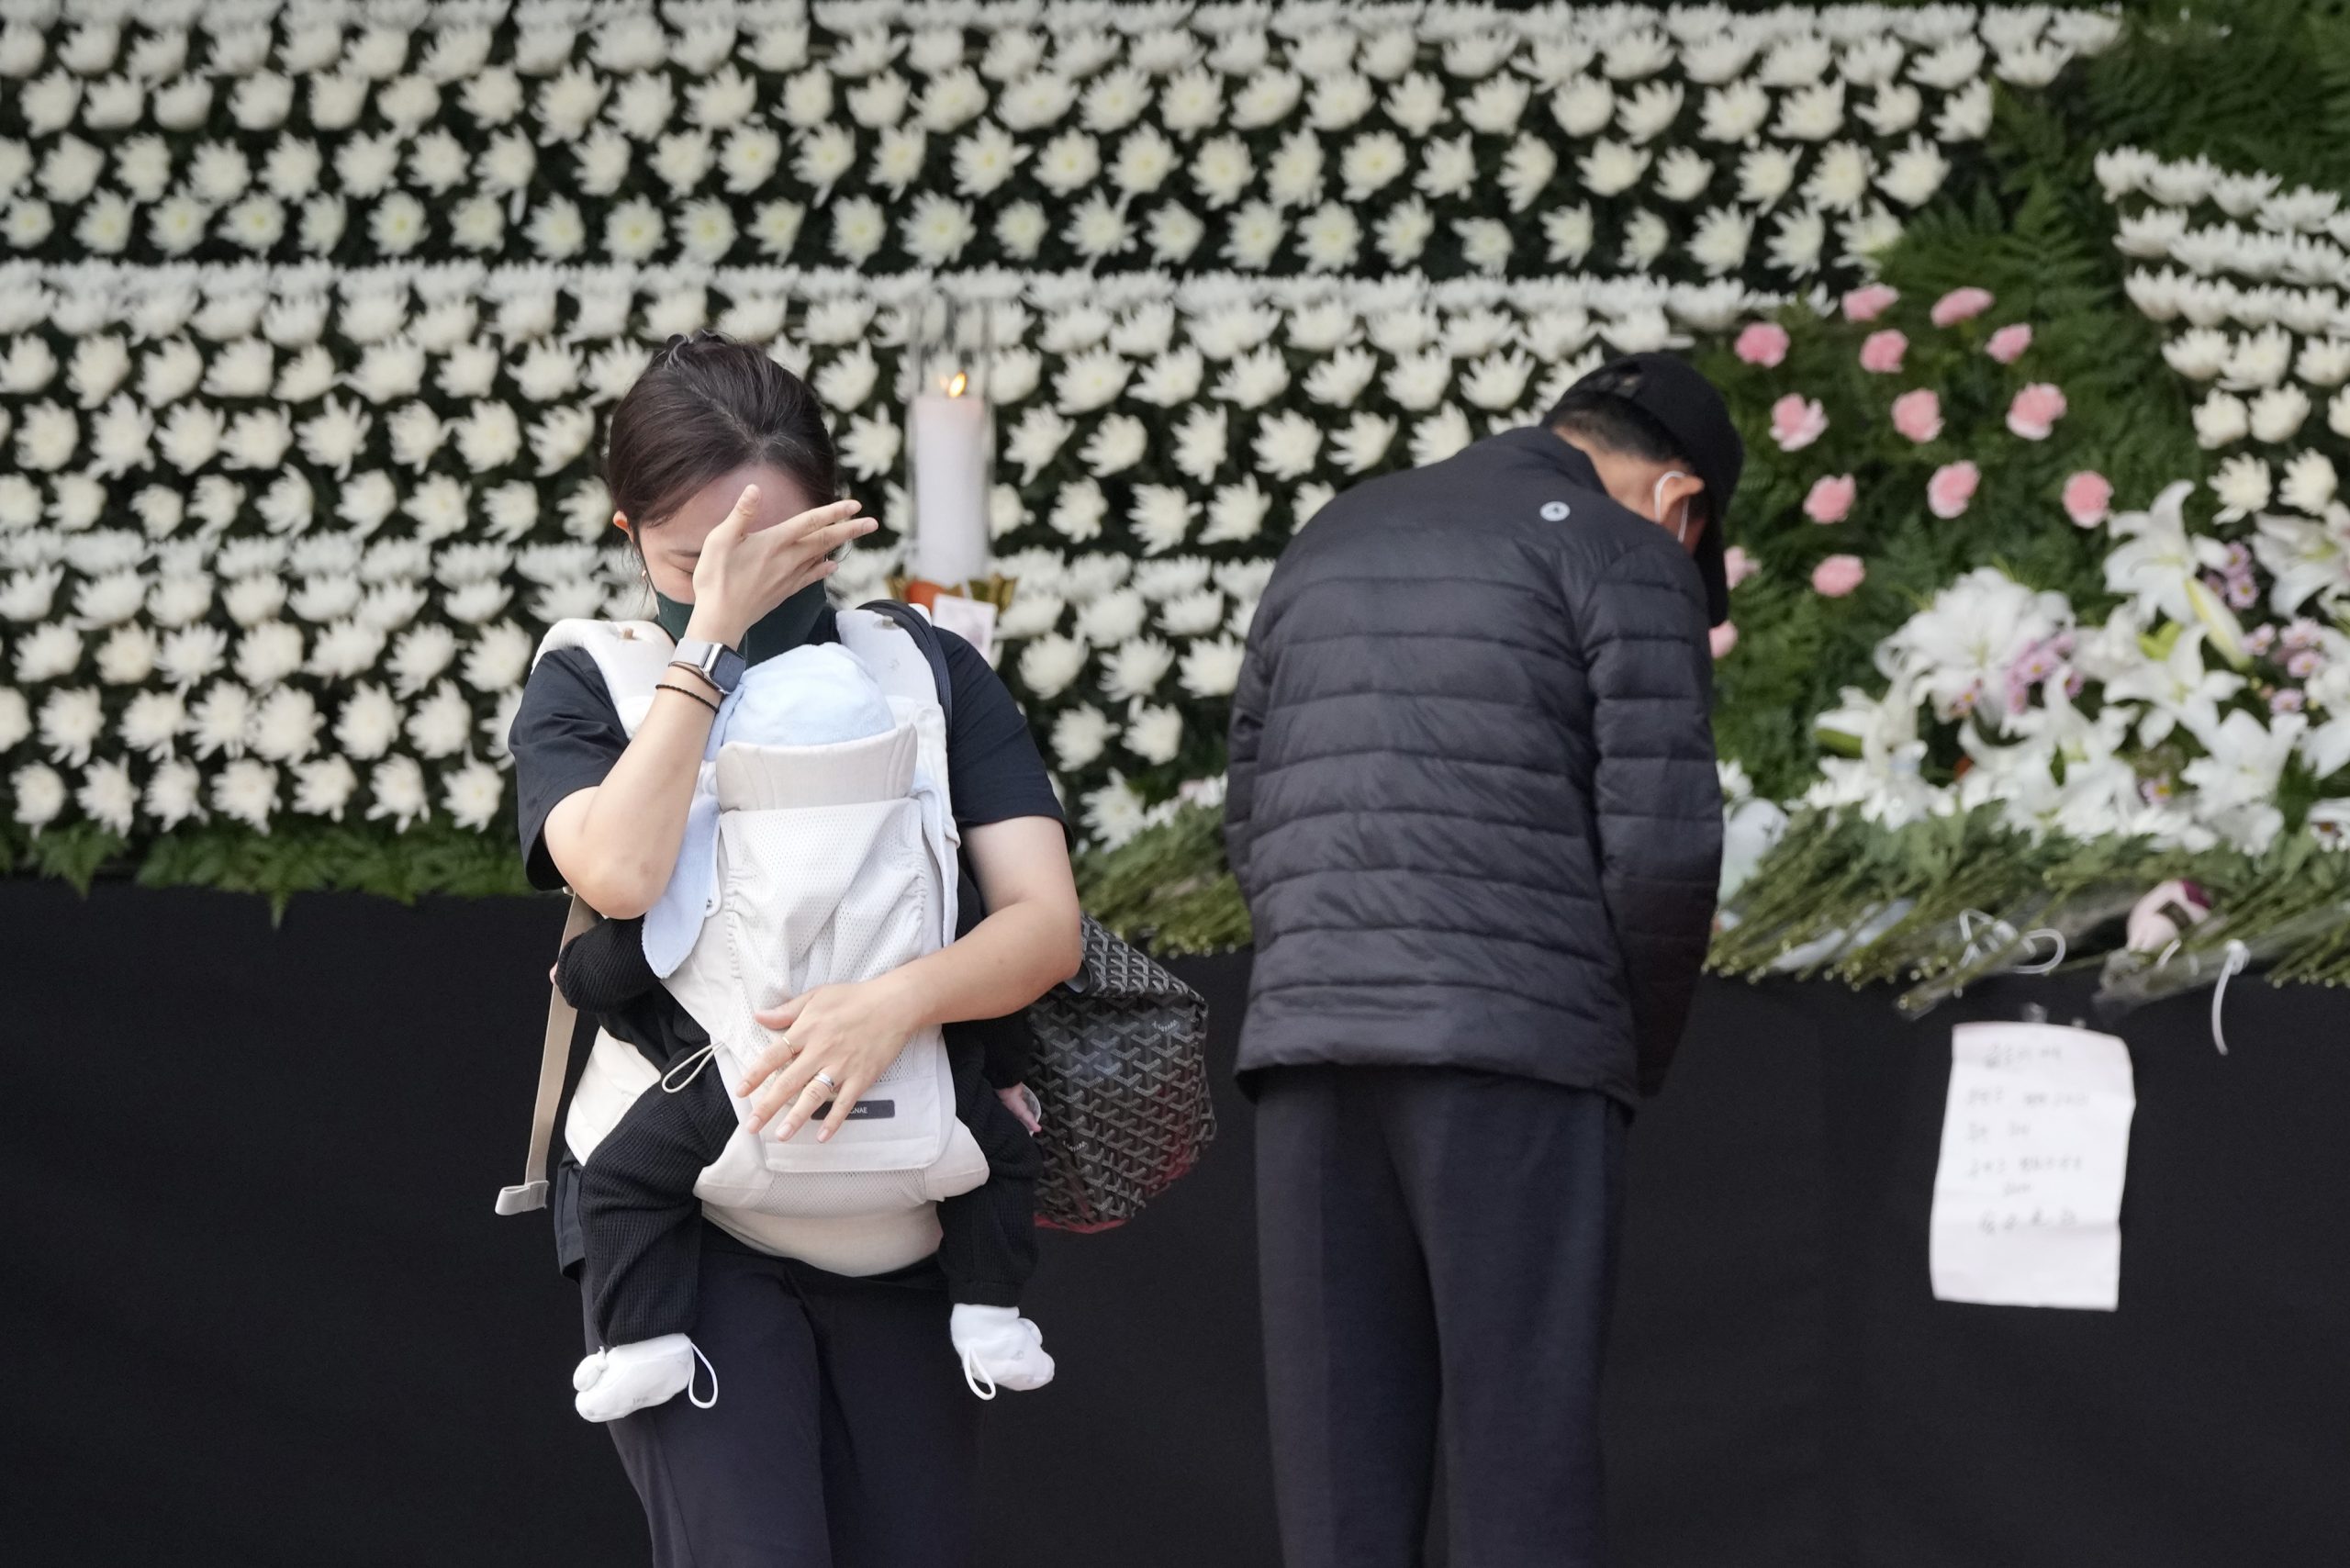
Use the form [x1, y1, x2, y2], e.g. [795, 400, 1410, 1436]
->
[909, 373, 990, 588]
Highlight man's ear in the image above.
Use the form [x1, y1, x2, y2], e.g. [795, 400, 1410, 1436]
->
[1660, 471, 1706, 522]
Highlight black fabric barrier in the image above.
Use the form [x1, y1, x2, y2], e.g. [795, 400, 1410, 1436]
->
[6, 880, 2346, 1565]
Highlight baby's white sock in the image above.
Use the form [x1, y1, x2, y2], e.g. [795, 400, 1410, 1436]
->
[572, 1333, 714, 1423]
[950, 1304, 1055, 1399]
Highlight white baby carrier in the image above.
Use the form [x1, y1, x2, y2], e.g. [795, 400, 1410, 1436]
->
[496, 611, 990, 1275]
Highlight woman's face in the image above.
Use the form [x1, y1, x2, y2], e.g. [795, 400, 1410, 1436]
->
[621, 462, 818, 603]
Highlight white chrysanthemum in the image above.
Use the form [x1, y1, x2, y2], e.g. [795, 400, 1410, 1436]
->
[1879, 138, 1952, 208]
[1251, 409, 1323, 480]
[442, 755, 506, 832]
[1691, 207, 1756, 274]
[1049, 479, 1109, 543]
[1051, 705, 1113, 771]
[1170, 405, 1229, 485]
[482, 689, 525, 762]
[1179, 635, 1248, 700]
[406, 682, 474, 759]
[1102, 637, 1176, 701]
[463, 623, 533, 695]
[385, 623, 458, 698]
[2251, 386, 2311, 444]
[1128, 345, 1203, 409]
[1127, 487, 1197, 556]
[74, 756, 136, 835]
[1018, 634, 1089, 700]
[136, 756, 202, 830]
[1412, 406, 1478, 467]
[250, 687, 322, 763]
[1622, 209, 1673, 269]
[216, 575, 285, 629]
[2210, 455, 2273, 521]
[38, 686, 103, 765]
[68, 567, 142, 629]
[530, 407, 598, 476]
[337, 472, 400, 536]
[13, 761, 64, 830]
[834, 410, 901, 480]
[2281, 452, 2340, 516]
[1081, 415, 1149, 477]
[332, 683, 400, 762]
[308, 621, 386, 681]
[211, 757, 279, 833]
[1213, 346, 1289, 410]
[993, 201, 1047, 260]
[116, 686, 182, 761]
[1076, 588, 1150, 647]
[235, 622, 307, 689]
[1203, 478, 1272, 544]
[93, 622, 158, 686]
[187, 680, 254, 760]
[2189, 390, 2246, 451]
[290, 756, 358, 821]
[14, 619, 80, 681]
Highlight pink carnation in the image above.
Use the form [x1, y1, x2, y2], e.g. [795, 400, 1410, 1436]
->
[1842, 284, 1900, 322]
[1891, 388, 1943, 443]
[2007, 382, 2067, 440]
[2062, 470, 2113, 528]
[1724, 545, 1759, 588]
[1812, 554, 1866, 598]
[1710, 621, 1740, 659]
[1930, 287, 1996, 327]
[1735, 321, 1790, 367]
[1858, 330, 1908, 374]
[1928, 461, 1981, 519]
[1770, 393, 1828, 452]
[1986, 323, 2032, 364]
[1804, 474, 1857, 523]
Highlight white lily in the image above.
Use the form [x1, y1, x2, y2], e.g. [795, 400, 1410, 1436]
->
[2102, 482, 2245, 661]
[1878, 566, 2071, 726]
[2182, 709, 2305, 853]
[2098, 623, 2245, 745]
[2250, 506, 2350, 616]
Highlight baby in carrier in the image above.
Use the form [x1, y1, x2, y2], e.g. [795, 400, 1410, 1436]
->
[559, 641, 1055, 1423]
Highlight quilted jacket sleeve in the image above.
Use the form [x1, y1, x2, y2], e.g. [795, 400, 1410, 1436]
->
[1224, 601, 1274, 902]
[1576, 544, 1724, 1094]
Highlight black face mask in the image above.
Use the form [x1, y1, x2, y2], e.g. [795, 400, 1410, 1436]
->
[653, 584, 828, 666]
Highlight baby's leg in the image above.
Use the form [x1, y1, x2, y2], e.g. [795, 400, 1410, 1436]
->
[939, 1051, 1054, 1396]
[573, 1063, 739, 1421]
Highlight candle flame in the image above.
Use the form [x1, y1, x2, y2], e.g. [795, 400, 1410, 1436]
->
[945, 371, 968, 398]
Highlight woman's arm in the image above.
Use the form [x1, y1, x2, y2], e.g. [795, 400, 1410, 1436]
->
[539, 487, 869, 916]
[540, 685, 717, 919]
[741, 816, 1084, 1142]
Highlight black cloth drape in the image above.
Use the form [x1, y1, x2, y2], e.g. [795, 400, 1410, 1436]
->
[5, 880, 2344, 1565]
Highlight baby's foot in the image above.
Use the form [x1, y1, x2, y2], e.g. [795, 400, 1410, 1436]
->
[950, 1305, 1055, 1398]
[573, 1333, 713, 1423]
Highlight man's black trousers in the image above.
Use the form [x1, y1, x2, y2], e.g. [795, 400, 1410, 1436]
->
[1254, 1064, 1629, 1568]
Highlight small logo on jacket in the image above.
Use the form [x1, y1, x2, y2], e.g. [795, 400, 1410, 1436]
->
[1539, 500, 1571, 521]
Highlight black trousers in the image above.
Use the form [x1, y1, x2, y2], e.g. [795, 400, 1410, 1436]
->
[1254, 1064, 1629, 1568]
[583, 1231, 979, 1568]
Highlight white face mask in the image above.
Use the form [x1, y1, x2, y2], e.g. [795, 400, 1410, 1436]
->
[1652, 470, 1695, 546]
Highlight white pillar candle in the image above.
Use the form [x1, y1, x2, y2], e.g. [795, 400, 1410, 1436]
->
[909, 389, 990, 587]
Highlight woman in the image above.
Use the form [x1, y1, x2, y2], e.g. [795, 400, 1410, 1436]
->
[509, 333, 1083, 1565]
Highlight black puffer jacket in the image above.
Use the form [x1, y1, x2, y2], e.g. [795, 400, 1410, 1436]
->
[1225, 427, 1722, 1102]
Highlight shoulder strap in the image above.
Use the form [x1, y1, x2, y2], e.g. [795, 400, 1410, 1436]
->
[534, 618, 676, 738]
[496, 894, 599, 1216]
[857, 599, 954, 728]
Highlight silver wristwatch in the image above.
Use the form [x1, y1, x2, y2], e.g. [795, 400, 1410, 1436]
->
[669, 638, 745, 695]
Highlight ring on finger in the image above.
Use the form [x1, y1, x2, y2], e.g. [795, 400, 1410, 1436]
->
[813, 1070, 841, 1092]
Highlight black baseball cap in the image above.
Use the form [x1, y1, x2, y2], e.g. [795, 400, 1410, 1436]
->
[1549, 353, 1744, 626]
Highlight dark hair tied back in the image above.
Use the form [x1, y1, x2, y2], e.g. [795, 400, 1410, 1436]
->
[604, 331, 838, 540]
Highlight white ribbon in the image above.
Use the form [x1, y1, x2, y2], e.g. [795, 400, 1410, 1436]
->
[1957, 909, 2067, 975]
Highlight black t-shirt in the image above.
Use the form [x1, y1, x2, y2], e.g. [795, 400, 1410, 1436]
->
[507, 607, 1065, 1273]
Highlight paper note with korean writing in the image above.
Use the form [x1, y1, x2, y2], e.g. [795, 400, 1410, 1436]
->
[1930, 1022, 2136, 1311]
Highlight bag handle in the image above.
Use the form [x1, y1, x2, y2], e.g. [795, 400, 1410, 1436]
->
[495, 894, 599, 1215]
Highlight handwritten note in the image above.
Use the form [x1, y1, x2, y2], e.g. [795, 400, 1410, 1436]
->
[1929, 1021, 2136, 1311]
